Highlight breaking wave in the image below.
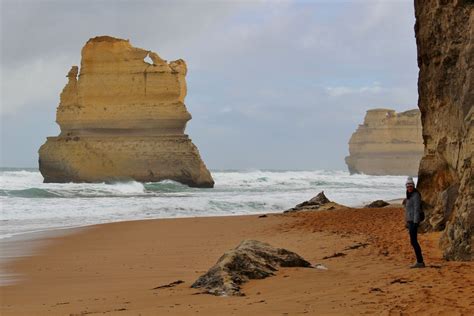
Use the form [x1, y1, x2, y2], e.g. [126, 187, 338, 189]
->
[0, 168, 410, 239]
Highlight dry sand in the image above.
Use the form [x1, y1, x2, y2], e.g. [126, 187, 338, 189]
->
[1, 207, 473, 315]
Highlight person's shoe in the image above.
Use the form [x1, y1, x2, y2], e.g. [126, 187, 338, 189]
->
[410, 262, 425, 268]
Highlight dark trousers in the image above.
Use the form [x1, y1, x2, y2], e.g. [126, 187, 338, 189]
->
[408, 221, 424, 263]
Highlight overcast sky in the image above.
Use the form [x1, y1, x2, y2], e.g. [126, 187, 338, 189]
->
[0, 0, 418, 170]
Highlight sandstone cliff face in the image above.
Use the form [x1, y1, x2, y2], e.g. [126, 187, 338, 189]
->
[345, 108, 424, 176]
[39, 36, 214, 188]
[415, 1, 473, 260]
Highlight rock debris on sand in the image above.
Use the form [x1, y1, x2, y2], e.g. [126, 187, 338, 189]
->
[284, 191, 346, 213]
[365, 200, 390, 208]
[151, 280, 184, 290]
[344, 242, 370, 250]
[191, 240, 312, 296]
[322, 252, 347, 260]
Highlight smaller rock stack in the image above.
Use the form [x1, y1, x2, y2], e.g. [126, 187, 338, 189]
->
[345, 108, 424, 176]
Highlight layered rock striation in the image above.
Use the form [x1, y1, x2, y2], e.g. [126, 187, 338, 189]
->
[38, 36, 214, 188]
[415, 1, 473, 260]
[345, 108, 424, 176]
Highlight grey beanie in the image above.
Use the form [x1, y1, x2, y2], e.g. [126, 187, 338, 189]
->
[406, 176, 415, 185]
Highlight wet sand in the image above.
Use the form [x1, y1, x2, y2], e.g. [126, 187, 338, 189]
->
[1, 207, 473, 315]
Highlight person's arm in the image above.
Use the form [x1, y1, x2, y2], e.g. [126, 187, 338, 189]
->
[413, 192, 421, 224]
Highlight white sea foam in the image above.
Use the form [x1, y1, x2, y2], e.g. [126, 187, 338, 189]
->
[0, 168, 412, 239]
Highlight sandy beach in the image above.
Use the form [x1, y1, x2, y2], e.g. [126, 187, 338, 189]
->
[1, 1, 472, 315]
[1, 206, 473, 315]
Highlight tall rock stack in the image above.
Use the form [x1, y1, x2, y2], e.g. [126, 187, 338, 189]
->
[415, 1, 473, 260]
[345, 108, 424, 176]
[38, 36, 214, 188]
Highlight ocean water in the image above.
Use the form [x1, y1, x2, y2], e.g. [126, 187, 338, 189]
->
[0, 168, 410, 240]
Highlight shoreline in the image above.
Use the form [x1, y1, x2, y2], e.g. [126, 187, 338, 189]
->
[0, 196, 406, 243]
[1, 168, 411, 245]
[1, 206, 472, 315]
[0, 227, 89, 284]
[0, 196, 405, 276]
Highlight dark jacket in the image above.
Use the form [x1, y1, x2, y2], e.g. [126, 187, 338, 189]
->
[405, 189, 422, 224]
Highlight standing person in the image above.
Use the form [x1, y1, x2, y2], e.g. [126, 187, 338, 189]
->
[404, 176, 425, 268]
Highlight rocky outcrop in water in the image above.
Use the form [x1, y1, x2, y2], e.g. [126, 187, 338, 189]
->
[38, 36, 214, 188]
[191, 240, 312, 296]
[415, 1, 473, 260]
[345, 109, 424, 176]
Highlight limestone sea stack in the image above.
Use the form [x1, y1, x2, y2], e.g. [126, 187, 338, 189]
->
[38, 36, 214, 188]
[415, 1, 473, 260]
[345, 108, 424, 176]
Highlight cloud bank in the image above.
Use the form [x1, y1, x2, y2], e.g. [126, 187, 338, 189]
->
[1, 0, 418, 170]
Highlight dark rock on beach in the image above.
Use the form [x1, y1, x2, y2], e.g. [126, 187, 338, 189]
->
[365, 200, 390, 208]
[284, 191, 346, 213]
[191, 240, 312, 296]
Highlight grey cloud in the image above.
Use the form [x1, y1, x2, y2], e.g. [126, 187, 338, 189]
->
[1, 0, 419, 170]
[1, 0, 254, 67]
